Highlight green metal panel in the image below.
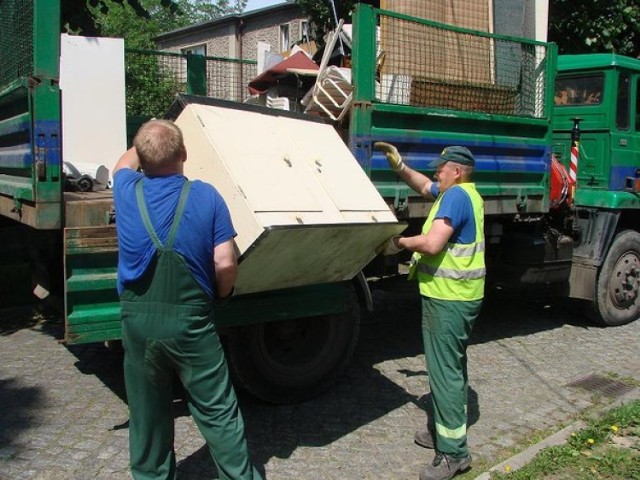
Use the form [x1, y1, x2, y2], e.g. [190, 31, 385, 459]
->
[64, 226, 120, 344]
[33, 0, 60, 79]
[63, 225, 354, 345]
[186, 54, 206, 95]
[0, 0, 62, 229]
[351, 4, 376, 105]
[575, 189, 640, 209]
[558, 54, 640, 74]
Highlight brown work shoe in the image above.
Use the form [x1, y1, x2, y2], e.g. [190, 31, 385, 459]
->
[419, 452, 472, 480]
[414, 427, 435, 449]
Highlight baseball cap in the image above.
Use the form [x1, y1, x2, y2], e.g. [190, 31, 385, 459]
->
[429, 146, 475, 168]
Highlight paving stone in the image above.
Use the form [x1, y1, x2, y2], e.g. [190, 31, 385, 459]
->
[0, 283, 639, 479]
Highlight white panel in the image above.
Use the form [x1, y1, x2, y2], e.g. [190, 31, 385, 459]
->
[60, 35, 126, 188]
[257, 41, 272, 74]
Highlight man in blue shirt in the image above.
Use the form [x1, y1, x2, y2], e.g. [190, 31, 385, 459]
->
[113, 119, 262, 480]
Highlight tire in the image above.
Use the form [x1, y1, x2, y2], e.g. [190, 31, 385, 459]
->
[224, 285, 360, 404]
[586, 230, 640, 326]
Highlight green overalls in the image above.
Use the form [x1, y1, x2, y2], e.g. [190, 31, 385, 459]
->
[121, 180, 261, 480]
[411, 183, 485, 459]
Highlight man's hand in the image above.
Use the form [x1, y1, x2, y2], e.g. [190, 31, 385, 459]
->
[374, 141, 405, 172]
[377, 235, 404, 256]
[113, 147, 140, 174]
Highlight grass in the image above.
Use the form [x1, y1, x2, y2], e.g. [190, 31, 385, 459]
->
[489, 399, 640, 480]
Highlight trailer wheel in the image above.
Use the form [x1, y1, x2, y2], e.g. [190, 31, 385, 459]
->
[587, 230, 640, 326]
[223, 286, 360, 404]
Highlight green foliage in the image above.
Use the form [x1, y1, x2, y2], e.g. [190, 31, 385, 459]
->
[491, 400, 640, 480]
[62, 0, 179, 36]
[549, 0, 640, 58]
[89, 0, 188, 48]
[292, 0, 358, 44]
[124, 51, 183, 117]
[181, 0, 247, 23]
[86, 1, 247, 117]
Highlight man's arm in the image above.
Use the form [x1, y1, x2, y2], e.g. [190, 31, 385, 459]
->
[113, 147, 140, 175]
[397, 167, 436, 200]
[213, 239, 238, 299]
[374, 141, 436, 201]
[397, 218, 453, 255]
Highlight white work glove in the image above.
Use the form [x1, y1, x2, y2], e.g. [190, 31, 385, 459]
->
[377, 235, 404, 256]
[374, 141, 405, 172]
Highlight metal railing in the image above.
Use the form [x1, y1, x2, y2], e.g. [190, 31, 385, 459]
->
[125, 49, 257, 117]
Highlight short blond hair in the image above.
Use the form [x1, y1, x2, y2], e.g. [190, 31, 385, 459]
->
[133, 119, 186, 173]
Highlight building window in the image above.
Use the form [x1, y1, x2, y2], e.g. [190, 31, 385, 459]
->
[279, 24, 290, 51]
[182, 44, 206, 56]
[300, 20, 310, 42]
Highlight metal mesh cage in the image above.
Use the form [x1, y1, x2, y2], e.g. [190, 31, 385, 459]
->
[206, 58, 257, 103]
[0, 0, 34, 87]
[377, 11, 549, 118]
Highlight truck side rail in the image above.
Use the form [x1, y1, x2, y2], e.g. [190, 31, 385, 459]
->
[0, 0, 62, 229]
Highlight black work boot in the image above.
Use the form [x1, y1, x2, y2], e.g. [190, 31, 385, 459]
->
[419, 452, 472, 480]
[414, 427, 435, 449]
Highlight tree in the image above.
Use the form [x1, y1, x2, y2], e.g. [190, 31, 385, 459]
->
[292, 0, 362, 44]
[63, 1, 247, 38]
[88, 0, 189, 48]
[62, 0, 180, 36]
[81, 0, 248, 117]
[182, 0, 247, 23]
[548, 0, 640, 58]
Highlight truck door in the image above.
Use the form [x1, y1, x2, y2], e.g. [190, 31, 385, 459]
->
[610, 70, 640, 191]
[632, 74, 640, 187]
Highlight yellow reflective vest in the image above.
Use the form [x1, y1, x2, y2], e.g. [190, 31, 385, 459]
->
[409, 183, 485, 301]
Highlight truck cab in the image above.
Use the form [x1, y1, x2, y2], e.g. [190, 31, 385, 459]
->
[552, 54, 640, 199]
[552, 54, 640, 326]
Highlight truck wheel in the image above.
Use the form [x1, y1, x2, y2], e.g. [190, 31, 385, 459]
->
[587, 230, 640, 326]
[223, 286, 360, 404]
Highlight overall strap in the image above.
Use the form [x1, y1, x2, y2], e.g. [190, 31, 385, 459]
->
[135, 180, 163, 249]
[166, 181, 192, 249]
[134, 179, 192, 250]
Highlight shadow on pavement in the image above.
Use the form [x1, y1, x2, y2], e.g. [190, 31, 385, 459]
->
[0, 299, 64, 339]
[0, 378, 44, 449]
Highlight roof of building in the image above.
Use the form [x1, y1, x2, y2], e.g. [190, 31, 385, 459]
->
[156, 2, 302, 41]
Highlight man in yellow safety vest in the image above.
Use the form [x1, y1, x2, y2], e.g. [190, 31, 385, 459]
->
[375, 142, 485, 480]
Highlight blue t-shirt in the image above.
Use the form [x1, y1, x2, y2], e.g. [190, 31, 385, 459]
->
[430, 184, 476, 244]
[113, 168, 236, 298]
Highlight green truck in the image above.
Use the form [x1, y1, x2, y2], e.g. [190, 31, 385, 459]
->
[1, 2, 638, 404]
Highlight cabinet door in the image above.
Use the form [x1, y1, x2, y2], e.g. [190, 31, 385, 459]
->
[191, 104, 323, 213]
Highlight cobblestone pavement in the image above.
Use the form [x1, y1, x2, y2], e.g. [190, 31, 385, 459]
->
[1, 278, 639, 480]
